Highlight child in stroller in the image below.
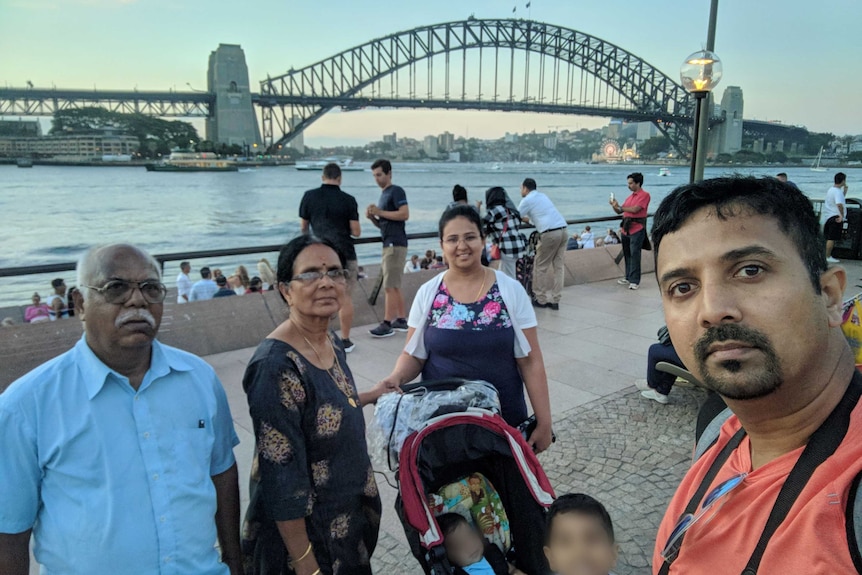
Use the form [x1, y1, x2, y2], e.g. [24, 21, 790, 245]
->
[369, 378, 556, 575]
[437, 512, 526, 575]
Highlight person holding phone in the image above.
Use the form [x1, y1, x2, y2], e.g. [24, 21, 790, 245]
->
[610, 173, 651, 290]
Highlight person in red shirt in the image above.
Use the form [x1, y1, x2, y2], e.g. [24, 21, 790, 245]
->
[650, 176, 862, 574]
[610, 173, 650, 290]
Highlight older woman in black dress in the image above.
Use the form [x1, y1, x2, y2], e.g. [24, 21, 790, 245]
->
[241, 236, 395, 575]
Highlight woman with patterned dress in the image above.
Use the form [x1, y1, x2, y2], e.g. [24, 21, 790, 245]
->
[479, 186, 527, 279]
[378, 205, 553, 452]
[241, 236, 395, 575]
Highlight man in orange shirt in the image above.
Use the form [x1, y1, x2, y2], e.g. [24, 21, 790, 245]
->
[650, 176, 862, 574]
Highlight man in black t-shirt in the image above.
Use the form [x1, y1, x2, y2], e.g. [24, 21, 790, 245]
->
[299, 162, 361, 352]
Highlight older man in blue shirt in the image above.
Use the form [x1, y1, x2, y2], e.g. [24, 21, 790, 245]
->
[0, 244, 242, 575]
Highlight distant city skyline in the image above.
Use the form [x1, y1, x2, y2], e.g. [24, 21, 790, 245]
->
[2, 0, 861, 145]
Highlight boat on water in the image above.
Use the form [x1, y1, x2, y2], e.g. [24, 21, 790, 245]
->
[295, 158, 364, 172]
[811, 147, 827, 172]
[16, 158, 33, 168]
[658, 167, 671, 177]
[145, 152, 238, 172]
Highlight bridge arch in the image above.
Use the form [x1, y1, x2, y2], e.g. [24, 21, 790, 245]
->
[259, 18, 696, 154]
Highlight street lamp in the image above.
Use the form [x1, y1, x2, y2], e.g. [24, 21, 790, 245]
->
[680, 49, 723, 182]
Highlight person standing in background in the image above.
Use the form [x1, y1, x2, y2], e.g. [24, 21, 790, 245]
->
[823, 172, 847, 264]
[610, 172, 651, 291]
[518, 178, 568, 310]
[176, 261, 192, 304]
[366, 159, 410, 338]
[299, 162, 362, 352]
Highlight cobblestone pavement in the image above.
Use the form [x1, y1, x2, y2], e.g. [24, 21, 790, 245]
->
[370, 385, 706, 575]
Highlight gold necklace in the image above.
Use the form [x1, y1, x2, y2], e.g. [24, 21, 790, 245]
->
[474, 269, 487, 301]
[291, 318, 358, 408]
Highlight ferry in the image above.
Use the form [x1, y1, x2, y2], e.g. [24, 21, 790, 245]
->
[295, 158, 365, 172]
[145, 152, 238, 172]
[16, 158, 33, 168]
[658, 167, 672, 177]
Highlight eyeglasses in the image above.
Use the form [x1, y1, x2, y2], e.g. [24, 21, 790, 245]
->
[84, 279, 167, 304]
[442, 234, 482, 246]
[289, 269, 350, 284]
[660, 472, 747, 563]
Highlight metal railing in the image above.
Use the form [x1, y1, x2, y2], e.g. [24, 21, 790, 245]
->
[0, 214, 640, 279]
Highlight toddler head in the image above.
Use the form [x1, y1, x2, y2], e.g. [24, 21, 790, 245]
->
[544, 494, 618, 575]
[437, 513, 485, 568]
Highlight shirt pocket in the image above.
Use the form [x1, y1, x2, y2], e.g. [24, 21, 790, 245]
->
[172, 426, 215, 483]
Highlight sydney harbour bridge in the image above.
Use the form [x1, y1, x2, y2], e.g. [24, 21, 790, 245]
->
[0, 18, 806, 156]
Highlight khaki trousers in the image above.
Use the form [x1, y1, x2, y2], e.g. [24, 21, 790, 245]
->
[533, 228, 567, 304]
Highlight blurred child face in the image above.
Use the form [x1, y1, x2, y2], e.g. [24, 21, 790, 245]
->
[544, 512, 618, 575]
[443, 522, 485, 568]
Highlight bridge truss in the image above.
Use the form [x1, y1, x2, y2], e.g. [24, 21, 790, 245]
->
[0, 88, 213, 118]
[258, 18, 698, 154]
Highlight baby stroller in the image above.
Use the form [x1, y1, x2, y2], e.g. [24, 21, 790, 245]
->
[369, 379, 555, 575]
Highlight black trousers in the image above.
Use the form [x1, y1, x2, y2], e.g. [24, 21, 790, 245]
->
[621, 228, 645, 285]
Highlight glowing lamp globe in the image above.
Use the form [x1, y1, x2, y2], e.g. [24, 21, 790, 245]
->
[680, 50, 723, 93]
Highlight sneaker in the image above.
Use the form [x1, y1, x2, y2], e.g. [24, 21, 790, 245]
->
[369, 322, 394, 338]
[634, 379, 650, 391]
[391, 318, 409, 332]
[617, 278, 630, 285]
[629, 284, 639, 290]
[548, 303, 559, 311]
[342, 338, 356, 353]
[827, 257, 840, 264]
[641, 389, 669, 404]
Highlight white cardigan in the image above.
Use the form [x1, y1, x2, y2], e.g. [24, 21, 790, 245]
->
[404, 269, 538, 360]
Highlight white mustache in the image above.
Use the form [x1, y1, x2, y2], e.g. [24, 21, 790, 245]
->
[115, 309, 156, 329]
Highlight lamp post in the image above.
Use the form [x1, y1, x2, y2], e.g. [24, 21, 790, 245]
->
[680, 49, 723, 182]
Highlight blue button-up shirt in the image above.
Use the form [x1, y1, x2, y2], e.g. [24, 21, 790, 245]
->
[0, 336, 240, 575]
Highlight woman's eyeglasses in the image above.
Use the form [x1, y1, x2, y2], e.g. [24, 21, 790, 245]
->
[289, 269, 350, 284]
[85, 280, 167, 304]
[660, 472, 747, 564]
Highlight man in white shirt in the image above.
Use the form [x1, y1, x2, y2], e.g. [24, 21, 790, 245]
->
[823, 172, 847, 264]
[176, 261, 192, 304]
[518, 178, 568, 310]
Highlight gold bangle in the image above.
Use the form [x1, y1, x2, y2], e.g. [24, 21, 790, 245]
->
[289, 542, 313, 566]
[310, 570, 321, 575]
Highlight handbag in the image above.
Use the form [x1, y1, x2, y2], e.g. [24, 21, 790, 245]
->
[489, 210, 509, 261]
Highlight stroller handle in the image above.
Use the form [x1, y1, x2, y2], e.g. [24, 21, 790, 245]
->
[400, 378, 475, 395]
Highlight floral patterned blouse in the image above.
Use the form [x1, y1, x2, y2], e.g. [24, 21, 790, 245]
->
[428, 281, 512, 330]
[241, 336, 381, 575]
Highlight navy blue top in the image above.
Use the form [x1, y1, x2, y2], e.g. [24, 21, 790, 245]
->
[377, 184, 408, 247]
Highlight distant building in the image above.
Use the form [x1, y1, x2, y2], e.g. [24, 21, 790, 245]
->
[504, 132, 519, 143]
[383, 133, 398, 146]
[544, 134, 557, 150]
[437, 131, 455, 152]
[0, 118, 42, 137]
[423, 135, 439, 158]
[0, 132, 139, 159]
[289, 115, 305, 154]
[635, 122, 658, 142]
[716, 86, 744, 155]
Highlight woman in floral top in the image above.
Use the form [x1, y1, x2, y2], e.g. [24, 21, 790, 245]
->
[242, 236, 395, 575]
[379, 205, 553, 452]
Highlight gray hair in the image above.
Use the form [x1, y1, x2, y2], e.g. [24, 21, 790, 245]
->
[77, 244, 161, 301]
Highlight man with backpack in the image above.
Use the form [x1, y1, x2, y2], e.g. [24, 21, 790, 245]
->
[650, 176, 862, 574]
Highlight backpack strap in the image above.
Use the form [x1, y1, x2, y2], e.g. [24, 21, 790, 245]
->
[657, 427, 746, 575]
[740, 372, 862, 574]
[846, 471, 862, 573]
[694, 407, 733, 461]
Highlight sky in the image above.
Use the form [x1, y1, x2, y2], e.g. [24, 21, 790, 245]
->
[1, 0, 860, 147]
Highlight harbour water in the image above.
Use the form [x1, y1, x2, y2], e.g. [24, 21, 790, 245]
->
[0, 163, 841, 308]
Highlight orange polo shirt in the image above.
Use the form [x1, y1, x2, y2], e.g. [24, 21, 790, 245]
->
[653, 402, 862, 574]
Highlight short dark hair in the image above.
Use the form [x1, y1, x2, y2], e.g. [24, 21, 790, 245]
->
[371, 159, 392, 174]
[200, 267, 211, 279]
[215, 275, 227, 286]
[836, 172, 847, 185]
[452, 184, 467, 202]
[651, 176, 827, 293]
[627, 172, 644, 186]
[436, 513, 471, 539]
[547, 493, 614, 543]
[323, 162, 341, 180]
[776, 172, 788, 179]
[522, 178, 537, 191]
[180, 261, 190, 270]
[439, 204, 483, 239]
[51, 278, 65, 288]
[276, 235, 346, 301]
